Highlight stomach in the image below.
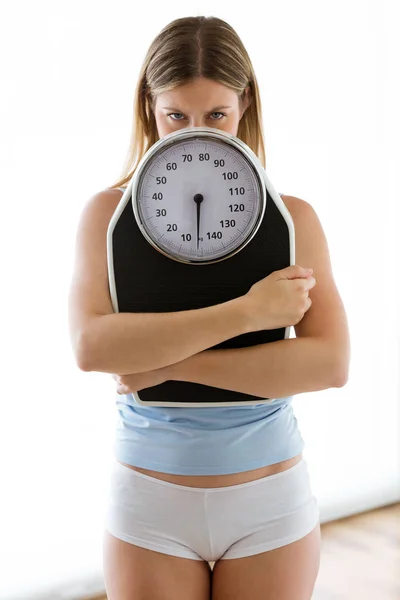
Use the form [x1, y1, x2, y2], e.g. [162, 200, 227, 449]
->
[117, 452, 303, 488]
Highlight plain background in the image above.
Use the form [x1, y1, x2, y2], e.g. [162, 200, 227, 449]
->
[0, 0, 398, 598]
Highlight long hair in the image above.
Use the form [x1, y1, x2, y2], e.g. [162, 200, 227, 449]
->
[109, 16, 266, 189]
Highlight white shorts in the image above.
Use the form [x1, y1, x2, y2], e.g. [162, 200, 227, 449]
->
[104, 457, 320, 562]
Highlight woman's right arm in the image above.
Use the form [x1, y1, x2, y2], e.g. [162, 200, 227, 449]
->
[68, 189, 252, 375]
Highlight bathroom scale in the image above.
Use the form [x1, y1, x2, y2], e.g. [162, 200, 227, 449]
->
[107, 126, 295, 407]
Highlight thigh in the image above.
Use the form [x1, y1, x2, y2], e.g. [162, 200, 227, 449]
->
[103, 529, 212, 600]
[211, 523, 321, 600]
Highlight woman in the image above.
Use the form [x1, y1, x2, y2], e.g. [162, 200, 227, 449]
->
[68, 15, 350, 600]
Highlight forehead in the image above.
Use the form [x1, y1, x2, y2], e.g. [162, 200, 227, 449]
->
[156, 79, 238, 109]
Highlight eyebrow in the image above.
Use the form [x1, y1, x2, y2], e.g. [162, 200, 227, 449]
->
[162, 105, 232, 112]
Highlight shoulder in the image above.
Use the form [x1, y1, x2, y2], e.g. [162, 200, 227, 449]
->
[280, 194, 312, 219]
[96, 186, 125, 201]
[84, 187, 123, 205]
[78, 187, 124, 223]
[280, 195, 325, 256]
[71, 188, 125, 260]
[282, 194, 332, 272]
[72, 187, 125, 265]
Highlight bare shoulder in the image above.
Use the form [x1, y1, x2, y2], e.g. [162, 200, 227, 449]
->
[73, 187, 125, 250]
[280, 194, 310, 220]
[71, 186, 125, 281]
[83, 187, 124, 216]
[280, 194, 331, 274]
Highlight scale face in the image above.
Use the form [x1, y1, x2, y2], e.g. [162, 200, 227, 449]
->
[107, 126, 295, 408]
[131, 126, 266, 264]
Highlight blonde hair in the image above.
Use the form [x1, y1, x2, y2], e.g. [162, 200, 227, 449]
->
[109, 16, 266, 190]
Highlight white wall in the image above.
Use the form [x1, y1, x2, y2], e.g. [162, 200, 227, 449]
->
[0, 0, 398, 598]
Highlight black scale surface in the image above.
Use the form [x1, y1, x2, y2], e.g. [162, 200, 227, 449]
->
[110, 188, 291, 404]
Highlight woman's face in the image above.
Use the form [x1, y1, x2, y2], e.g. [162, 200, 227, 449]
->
[153, 76, 250, 139]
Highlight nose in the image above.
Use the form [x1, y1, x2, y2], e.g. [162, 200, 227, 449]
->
[190, 118, 209, 128]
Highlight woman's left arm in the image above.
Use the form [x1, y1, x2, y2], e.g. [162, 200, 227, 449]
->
[166, 196, 351, 399]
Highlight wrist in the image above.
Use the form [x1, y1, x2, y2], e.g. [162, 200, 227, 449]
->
[229, 295, 254, 334]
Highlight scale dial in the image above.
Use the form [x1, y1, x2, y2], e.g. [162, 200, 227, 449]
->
[131, 127, 267, 264]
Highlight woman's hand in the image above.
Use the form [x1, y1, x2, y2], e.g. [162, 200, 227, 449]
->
[112, 365, 173, 395]
[244, 264, 316, 331]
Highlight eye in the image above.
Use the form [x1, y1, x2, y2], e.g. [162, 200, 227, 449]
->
[209, 112, 226, 120]
[167, 111, 226, 121]
[168, 113, 186, 121]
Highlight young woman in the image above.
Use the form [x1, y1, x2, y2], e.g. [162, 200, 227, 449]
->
[68, 15, 350, 600]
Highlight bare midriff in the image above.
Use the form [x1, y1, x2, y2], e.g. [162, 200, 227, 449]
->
[117, 453, 302, 488]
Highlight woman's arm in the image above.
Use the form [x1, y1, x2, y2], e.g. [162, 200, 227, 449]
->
[167, 337, 346, 399]
[80, 299, 250, 375]
[165, 197, 350, 397]
[68, 190, 252, 375]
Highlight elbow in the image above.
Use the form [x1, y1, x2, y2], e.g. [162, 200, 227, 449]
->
[77, 355, 93, 372]
[74, 330, 94, 372]
[330, 342, 350, 388]
[332, 363, 349, 388]
[333, 372, 348, 388]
